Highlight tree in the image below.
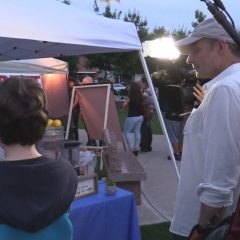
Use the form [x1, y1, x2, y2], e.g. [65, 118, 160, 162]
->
[93, 0, 122, 19]
[191, 10, 206, 28]
[147, 26, 167, 40]
[90, 2, 151, 79]
[171, 27, 189, 40]
[56, 0, 71, 5]
[124, 10, 148, 42]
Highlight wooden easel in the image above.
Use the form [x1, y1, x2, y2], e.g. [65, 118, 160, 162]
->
[65, 84, 124, 168]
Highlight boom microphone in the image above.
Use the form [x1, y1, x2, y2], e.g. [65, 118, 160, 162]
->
[201, 0, 240, 47]
[213, 0, 225, 11]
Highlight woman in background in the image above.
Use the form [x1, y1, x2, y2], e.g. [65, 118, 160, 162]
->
[123, 82, 144, 156]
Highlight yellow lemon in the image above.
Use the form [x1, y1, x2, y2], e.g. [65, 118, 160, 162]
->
[53, 119, 62, 127]
[47, 119, 54, 127]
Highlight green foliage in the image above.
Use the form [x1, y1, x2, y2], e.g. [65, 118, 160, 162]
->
[191, 10, 206, 28]
[171, 27, 189, 40]
[104, 5, 122, 19]
[94, 0, 122, 19]
[151, 70, 169, 87]
[118, 109, 162, 135]
[147, 26, 168, 41]
[57, 55, 79, 76]
[106, 178, 116, 186]
[140, 222, 171, 240]
[124, 10, 149, 42]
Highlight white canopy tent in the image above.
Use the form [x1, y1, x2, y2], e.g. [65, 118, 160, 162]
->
[0, 58, 70, 118]
[0, 0, 141, 61]
[0, 0, 179, 178]
[0, 58, 68, 74]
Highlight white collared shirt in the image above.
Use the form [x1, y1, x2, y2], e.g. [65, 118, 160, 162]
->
[170, 63, 240, 237]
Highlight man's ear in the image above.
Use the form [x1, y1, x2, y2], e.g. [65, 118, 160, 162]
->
[217, 39, 229, 52]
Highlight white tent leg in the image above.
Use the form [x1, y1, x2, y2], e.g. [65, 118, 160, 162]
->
[100, 84, 111, 170]
[138, 50, 180, 180]
[65, 87, 75, 140]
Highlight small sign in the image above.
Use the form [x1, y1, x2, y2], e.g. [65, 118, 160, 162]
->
[75, 174, 98, 199]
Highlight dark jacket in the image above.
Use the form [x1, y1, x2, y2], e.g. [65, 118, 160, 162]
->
[0, 156, 78, 232]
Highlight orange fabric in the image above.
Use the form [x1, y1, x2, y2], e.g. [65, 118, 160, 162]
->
[75, 85, 123, 141]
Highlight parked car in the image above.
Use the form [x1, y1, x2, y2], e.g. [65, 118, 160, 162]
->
[112, 83, 127, 95]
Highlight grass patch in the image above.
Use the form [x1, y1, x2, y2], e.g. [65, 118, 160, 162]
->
[118, 109, 162, 135]
[140, 222, 171, 240]
[78, 109, 163, 135]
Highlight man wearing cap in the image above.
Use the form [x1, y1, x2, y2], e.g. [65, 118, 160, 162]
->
[170, 18, 240, 239]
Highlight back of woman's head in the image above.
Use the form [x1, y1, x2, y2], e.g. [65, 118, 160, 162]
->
[0, 78, 48, 145]
[128, 82, 143, 102]
[129, 82, 141, 95]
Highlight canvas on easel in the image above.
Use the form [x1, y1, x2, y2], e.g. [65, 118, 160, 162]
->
[66, 83, 124, 146]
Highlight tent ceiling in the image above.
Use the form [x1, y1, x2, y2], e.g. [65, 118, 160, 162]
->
[0, 0, 142, 62]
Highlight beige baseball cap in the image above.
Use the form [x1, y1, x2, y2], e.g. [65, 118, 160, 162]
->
[175, 18, 235, 54]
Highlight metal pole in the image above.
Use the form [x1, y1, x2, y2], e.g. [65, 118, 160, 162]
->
[65, 86, 75, 140]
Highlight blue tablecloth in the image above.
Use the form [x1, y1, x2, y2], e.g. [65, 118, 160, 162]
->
[70, 181, 141, 240]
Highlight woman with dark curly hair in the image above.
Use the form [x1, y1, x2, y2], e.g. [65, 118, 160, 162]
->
[0, 78, 77, 237]
[122, 82, 144, 156]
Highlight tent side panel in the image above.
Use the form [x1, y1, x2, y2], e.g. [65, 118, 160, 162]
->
[42, 74, 69, 118]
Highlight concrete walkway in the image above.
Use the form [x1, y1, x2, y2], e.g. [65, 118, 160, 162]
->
[137, 134, 180, 226]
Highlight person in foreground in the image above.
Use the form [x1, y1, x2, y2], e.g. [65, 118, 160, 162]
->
[0, 78, 78, 235]
[170, 18, 240, 239]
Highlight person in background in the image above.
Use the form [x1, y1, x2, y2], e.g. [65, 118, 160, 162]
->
[0, 78, 77, 234]
[140, 77, 154, 152]
[163, 69, 184, 161]
[164, 113, 183, 161]
[123, 82, 144, 156]
[81, 75, 93, 85]
[170, 18, 240, 240]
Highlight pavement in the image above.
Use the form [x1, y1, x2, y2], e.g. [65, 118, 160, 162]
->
[78, 129, 180, 226]
[137, 134, 180, 226]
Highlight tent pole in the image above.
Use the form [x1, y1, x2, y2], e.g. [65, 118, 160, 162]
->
[138, 50, 180, 180]
[100, 84, 111, 170]
[103, 85, 111, 129]
[65, 86, 75, 140]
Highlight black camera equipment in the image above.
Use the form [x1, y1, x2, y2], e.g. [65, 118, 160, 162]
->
[177, 68, 210, 107]
[177, 68, 198, 107]
[152, 67, 198, 118]
[158, 85, 184, 120]
[201, 0, 240, 47]
[153, 66, 210, 117]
